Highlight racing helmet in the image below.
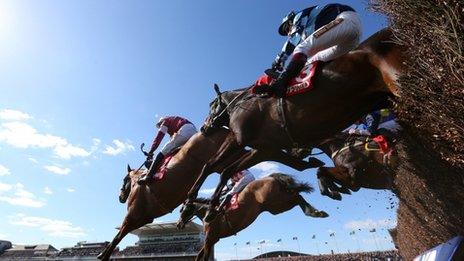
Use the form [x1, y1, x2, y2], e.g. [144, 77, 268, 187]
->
[278, 11, 296, 36]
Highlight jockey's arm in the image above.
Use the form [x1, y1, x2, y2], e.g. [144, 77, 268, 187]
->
[149, 125, 168, 154]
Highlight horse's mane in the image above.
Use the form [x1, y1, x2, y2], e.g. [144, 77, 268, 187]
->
[129, 169, 147, 179]
[268, 173, 314, 193]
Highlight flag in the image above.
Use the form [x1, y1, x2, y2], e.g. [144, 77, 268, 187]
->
[292, 237, 298, 240]
[349, 231, 355, 235]
[329, 232, 335, 237]
[277, 239, 282, 242]
[312, 235, 316, 239]
[369, 228, 376, 233]
[246, 241, 250, 245]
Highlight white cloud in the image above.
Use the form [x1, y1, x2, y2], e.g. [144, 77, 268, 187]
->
[0, 182, 12, 192]
[9, 214, 86, 238]
[0, 109, 32, 121]
[0, 121, 90, 159]
[44, 165, 71, 175]
[54, 144, 91, 159]
[44, 187, 53, 195]
[0, 182, 45, 208]
[251, 162, 281, 177]
[66, 188, 75, 193]
[0, 164, 10, 176]
[103, 139, 135, 156]
[28, 157, 38, 164]
[344, 218, 397, 230]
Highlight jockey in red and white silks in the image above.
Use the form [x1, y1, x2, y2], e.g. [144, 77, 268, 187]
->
[254, 3, 362, 97]
[218, 169, 255, 210]
[138, 116, 197, 185]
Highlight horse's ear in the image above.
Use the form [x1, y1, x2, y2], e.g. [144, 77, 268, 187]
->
[127, 164, 132, 172]
[213, 84, 221, 96]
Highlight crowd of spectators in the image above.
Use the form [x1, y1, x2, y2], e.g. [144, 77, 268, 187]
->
[252, 250, 401, 261]
[116, 242, 203, 257]
[56, 246, 109, 257]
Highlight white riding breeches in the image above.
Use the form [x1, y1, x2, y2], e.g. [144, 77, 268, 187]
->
[294, 11, 362, 63]
[160, 123, 197, 155]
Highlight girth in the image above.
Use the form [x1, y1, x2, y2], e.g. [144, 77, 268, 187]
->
[277, 98, 299, 148]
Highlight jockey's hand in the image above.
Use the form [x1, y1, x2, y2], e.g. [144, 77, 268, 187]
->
[348, 129, 358, 135]
[272, 59, 284, 72]
[146, 152, 154, 160]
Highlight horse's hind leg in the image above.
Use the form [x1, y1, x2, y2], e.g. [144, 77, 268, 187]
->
[296, 194, 329, 218]
[97, 216, 149, 261]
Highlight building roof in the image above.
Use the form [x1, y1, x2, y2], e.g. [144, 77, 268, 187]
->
[129, 221, 203, 237]
[9, 244, 57, 251]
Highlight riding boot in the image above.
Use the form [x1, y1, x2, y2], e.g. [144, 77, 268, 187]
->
[137, 152, 164, 185]
[204, 194, 232, 223]
[268, 53, 308, 97]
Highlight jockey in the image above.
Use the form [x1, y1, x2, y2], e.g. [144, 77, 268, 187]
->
[218, 169, 255, 212]
[254, 3, 362, 97]
[138, 116, 197, 185]
[348, 109, 401, 142]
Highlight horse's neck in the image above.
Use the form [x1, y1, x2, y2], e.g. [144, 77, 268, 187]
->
[318, 134, 350, 156]
[222, 87, 250, 104]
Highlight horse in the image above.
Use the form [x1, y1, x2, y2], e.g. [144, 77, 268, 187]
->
[176, 173, 328, 261]
[97, 129, 323, 261]
[184, 28, 405, 221]
[313, 132, 398, 200]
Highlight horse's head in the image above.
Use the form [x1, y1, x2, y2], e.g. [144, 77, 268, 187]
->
[119, 164, 133, 203]
[176, 202, 196, 230]
[202, 84, 229, 135]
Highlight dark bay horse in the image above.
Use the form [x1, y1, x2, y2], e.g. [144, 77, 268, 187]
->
[315, 133, 398, 200]
[176, 173, 328, 261]
[97, 129, 321, 261]
[185, 28, 405, 220]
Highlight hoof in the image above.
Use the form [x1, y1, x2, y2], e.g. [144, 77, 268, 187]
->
[308, 157, 325, 168]
[316, 211, 329, 218]
[322, 190, 342, 201]
[336, 186, 352, 195]
[204, 209, 218, 223]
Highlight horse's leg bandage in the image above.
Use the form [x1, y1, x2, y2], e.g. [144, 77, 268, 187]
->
[313, 18, 344, 39]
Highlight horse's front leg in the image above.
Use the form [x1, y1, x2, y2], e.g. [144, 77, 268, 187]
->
[268, 149, 324, 171]
[186, 133, 241, 202]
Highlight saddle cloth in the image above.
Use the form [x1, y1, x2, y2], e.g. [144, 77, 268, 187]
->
[225, 193, 239, 211]
[153, 154, 175, 180]
[255, 61, 319, 97]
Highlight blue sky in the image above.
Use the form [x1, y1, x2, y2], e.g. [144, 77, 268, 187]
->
[0, 1, 397, 260]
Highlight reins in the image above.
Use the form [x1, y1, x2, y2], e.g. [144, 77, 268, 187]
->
[212, 88, 249, 122]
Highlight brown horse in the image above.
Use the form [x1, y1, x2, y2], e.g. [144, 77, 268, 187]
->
[97, 129, 321, 261]
[314, 132, 398, 200]
[176, 173, 328, 261]
[185, 28, 405, 220]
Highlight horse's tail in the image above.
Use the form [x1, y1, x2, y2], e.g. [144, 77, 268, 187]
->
[268, 173, 314, 194]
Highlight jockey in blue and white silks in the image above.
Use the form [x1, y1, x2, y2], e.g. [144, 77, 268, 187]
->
[348, 109, 402, 141]
[254, 3, 362, 97]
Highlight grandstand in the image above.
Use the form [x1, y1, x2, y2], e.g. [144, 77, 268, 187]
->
[0, 244, 58, 260]
[113, 221, 210, 260]
[56, 241, 112, 260]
